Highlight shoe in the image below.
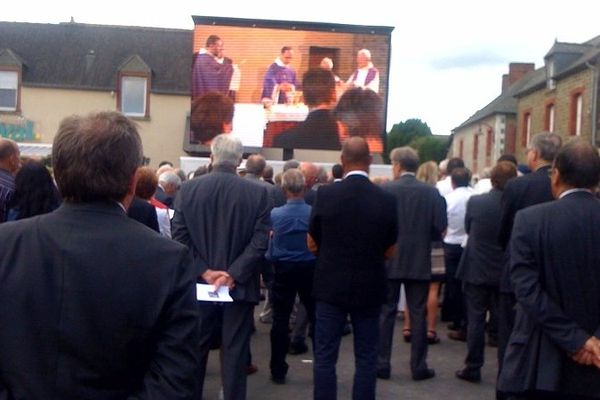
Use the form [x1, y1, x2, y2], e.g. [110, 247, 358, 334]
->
[427, 330, 440, 344]
[288, 341, 308, 355]
[246, 364, 258, 375]
[412, 368, 435, 381]
[447, 330, 467, 342]
[376, 368, 390, 380]
[402, 328, 412, 343]
[455, 368, 481, 383]
[270, 374, 286, 384]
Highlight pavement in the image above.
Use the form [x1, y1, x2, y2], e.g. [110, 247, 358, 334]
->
[201, 308, 498, 399]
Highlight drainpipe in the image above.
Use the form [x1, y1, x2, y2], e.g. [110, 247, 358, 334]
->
[586, 60, 599, 147]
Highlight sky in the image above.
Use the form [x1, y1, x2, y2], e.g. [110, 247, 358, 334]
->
[4, 0, 600, 135]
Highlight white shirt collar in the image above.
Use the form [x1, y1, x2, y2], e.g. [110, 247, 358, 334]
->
[275, 57, 287, 67]
[344, 170, 369, 179]
[400, 172, 416, 176]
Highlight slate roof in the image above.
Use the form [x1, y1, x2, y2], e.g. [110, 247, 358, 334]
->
[453, 68, 540, 131]
[0, 21, 192, 95]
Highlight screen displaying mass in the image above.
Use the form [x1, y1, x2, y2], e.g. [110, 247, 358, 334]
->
[189, 15, 393, 156]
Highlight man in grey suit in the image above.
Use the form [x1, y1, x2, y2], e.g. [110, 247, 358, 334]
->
[377, 146, 447, 381]
[0, 112, 199, 399]
[172, 134, 270, 400]
[498, 139, 600, 399]
[455, 161, 517, 383]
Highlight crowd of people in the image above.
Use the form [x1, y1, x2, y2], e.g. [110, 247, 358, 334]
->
[0, 81, 600, 400]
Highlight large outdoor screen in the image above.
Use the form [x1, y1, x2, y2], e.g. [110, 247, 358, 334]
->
[186, 16, 393, 160]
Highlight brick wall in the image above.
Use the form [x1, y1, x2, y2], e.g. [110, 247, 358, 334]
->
[516, 68, 593, 162]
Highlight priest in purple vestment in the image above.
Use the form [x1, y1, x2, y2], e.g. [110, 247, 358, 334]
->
[346, 48, 380, 93]
[261, 47, 299, 106]
[191, 35, 234, 101]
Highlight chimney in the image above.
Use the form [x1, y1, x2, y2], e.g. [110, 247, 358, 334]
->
[502, 63, 535, 93]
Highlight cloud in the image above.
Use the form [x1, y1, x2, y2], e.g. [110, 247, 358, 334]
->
[431, 51, 506, 70]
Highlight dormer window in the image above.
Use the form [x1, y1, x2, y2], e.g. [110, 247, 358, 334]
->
[0, 70, 18, 111]
[546, 59, 556, 90]
[117, 55, 151, 119]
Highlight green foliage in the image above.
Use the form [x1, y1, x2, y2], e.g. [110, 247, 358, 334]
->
[385, 118, 448, 164]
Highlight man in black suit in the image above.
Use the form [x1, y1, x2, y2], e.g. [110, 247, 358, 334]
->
[498, 139, 600, 399]
[496, 131, 562, 383]
[273, 68, 340, 151]
[310, 89, 398, 400]
[245, 153, 286, 208]
[127, 196, 160, 232]
[0, 112, 199, 399]
[377, 146, 447, 381]
[455, 161, 517, 383]
[155, 170, 181, 208]
[172, 134, 270, 400]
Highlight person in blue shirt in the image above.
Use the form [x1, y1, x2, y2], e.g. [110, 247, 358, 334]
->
[267, 168, 316, 384]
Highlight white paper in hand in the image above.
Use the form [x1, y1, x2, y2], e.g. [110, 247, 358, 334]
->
[196, 283, 234, 302]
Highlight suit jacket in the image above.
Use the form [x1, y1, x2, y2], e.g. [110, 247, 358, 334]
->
[309, 174, 398, 307]
[0, 201, 198, 400]
[456, 189, 506, 286]
[172, 165, 270, 303]
[382, 174, 447, 280]
[244, 174, 286, 209]
[497, 191, 600, 396]
[127, 196, 160, 233]
[498, 165, 553, 292]
[272, 109, 340, 150]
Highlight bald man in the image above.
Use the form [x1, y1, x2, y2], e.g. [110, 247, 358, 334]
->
[0, 138, 21, 223]
[310, 137, 397, 400]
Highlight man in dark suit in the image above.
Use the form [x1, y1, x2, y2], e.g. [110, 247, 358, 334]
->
[155, 170, 181, 208]
[273, 68, 340, 151]
[455, 161, 517, 383]
[172, 134, 270, 400]
[310, 89, 398, 400]
[245, 153, 286, 208]
[377, 146, 447, 381]
[127, 196, 160, 232]
[496, 131, 562, 384]
[498, 139, 600, 399]
[0, 111, 199, 399]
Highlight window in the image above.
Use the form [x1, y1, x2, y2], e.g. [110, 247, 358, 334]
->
[485, 129, 493, 157]
[546, 60, 556, 90]
[570, 90, 584, 136]
[120, 76, 147, 117]
[521, 111, 531, 147]
[459, 139, 464, 159]
[0, 70, 18, 111]
[545, 103, 555, 132]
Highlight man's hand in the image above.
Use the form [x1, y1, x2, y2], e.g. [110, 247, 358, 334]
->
[212, 273, 235, 291]
[279, 82, 293, 92]
[571, 337, 600, 368]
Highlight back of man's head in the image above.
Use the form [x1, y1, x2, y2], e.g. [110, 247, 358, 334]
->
[447, 157, 465, 175]
[334, 88, 383, 138]
[316, 165, 329, 184]
[263, 165, 274, 181]
[52, 112, 142, 203]
[554, 138, 600, 189]
[0, 138, 19, 173]
[158, 171, 182, 194]
[497, 154, 517, 166]
[332, 163, 344, 180]
[245, 154, 266, 176]
[283, 159, 300, 171]
[390, 147, 419, 173]
[491, 161, 517, 190]
[211, 134, 243, 168]
[135, 166, 158, 200]
[300, 162, 319, 189]
[341, 136, 371, 172]
[282, 169, 305, 195]
[302, 68, 336, 107]
[530, 131, 562, 163]
[451, 167, 471, 188]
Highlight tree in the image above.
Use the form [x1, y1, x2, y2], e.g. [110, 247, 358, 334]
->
[385, 118, 448, 163]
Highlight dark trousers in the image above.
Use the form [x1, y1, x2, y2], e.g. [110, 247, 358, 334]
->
[463, 282, 499, 371]
[442, 243, 466, 329]
[194, 302, 254, 400]
[378, 279, 430, 376]
[314, 301, 380, 400]
[269, 260, 315, 378]
[497, 292, 516, 371]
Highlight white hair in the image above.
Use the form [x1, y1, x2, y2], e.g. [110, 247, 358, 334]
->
[211, 134, 243, 167]
[158, 171, 182, 188]
[358, 49, 372, 60]
[320, 57, 333, 70]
